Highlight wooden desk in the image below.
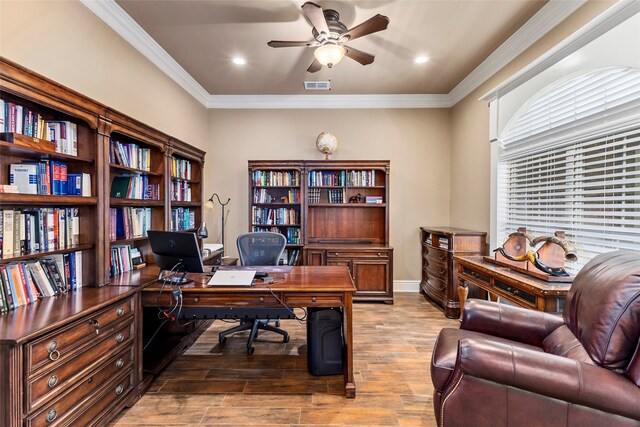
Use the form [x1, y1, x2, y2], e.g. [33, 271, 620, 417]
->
[454, 256, 571, 315]
[140, 266, 358, 397]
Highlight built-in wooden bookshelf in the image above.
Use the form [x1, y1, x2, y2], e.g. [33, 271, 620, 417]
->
[0, 58, 206, 426]
[248, 161, 304, 266]
[247, 160, 393, 302]
[168, 143, 204, 233]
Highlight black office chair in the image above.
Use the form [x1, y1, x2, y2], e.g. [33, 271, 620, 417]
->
[218, 232, 291, 354]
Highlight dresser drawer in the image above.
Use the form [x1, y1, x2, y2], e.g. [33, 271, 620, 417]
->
[283, 293, 344, 307]
[426, 275, 448, 296]
[426, 262, 448, 283]
[27, 323, 134, 412]
[425, 247, 448, 265]
[26, 297, 134, 375]
[26, 365, 134, 427]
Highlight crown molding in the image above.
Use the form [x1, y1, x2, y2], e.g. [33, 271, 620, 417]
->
[480, 0, 640, 102]
[206, 94, 452, 109]
[80, 0, 210, 107]
[449, 0, 586, 105]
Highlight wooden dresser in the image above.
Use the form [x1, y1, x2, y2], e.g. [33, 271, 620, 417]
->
[420, 227, 486, 318]
[0, 287, 140, 427]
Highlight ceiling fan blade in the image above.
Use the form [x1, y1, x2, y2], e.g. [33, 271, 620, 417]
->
[267, 40, 314, 48]
[343, 14, 389, 41]
[302, 2, 330, 37]
[307, 58, 322, 73]
[344, 46, 375, 66]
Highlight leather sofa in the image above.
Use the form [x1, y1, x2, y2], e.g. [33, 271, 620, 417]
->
[431, 250, 640, 427]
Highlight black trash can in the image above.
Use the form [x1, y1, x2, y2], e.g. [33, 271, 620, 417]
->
[306, 308, 343, 376]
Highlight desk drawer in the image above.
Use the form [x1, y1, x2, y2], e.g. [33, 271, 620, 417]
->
[26, 364, 133, 427]
[179, 293, 280, 307]
[26, 297, 134, 375]
[283, 293, 344, 307]
[327, 250, 389, 259]
[426, 262, 448, 283]
[27, 322, 134, 412]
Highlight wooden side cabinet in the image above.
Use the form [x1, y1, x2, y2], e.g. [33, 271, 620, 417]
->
[420, 227, 486, 318]
[305, 245, 394, 303]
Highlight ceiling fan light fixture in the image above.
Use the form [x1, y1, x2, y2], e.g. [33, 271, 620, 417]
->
[314, 44, 346, 68]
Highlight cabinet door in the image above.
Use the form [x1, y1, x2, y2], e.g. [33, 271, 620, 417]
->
[305, 249, 325, 266]
[352, 259, 390, 296]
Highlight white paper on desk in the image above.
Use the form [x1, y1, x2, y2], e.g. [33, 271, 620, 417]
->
[203, 243, 223, 252]
[207, 270, 256, 286]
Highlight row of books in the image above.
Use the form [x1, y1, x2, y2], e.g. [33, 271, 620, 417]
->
[109, 245, 142, 277]
[110, 139, 151, 172]
[327, 189, 345, 204]
[0, 99, 78, 156]
[280, 248, 301, 266]
[307, 188, 321, 204]
[251, 226, 301, 244]
[252, 170, 300, 187]
[252, 207, 299, 226]
[171, 157, 192, 180]
[110, 175, 160, 200]
[9, 161, 90, 196]
[171, 207, 196, 231]
[171, 179, 192, 202]
[0, 252, 83, 312]
[1, 208, 80, 258]
[109, 207, 152, 241]
[308, 170, 377, 187]
[252, 188, 300, 204]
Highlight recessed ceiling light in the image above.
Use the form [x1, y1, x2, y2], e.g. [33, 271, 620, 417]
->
[232, 57, 247, 65]
[413, 56, 430, 64]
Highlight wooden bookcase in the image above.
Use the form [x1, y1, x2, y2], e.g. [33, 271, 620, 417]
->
[247, 160, 393, 303]
[0, 58, 206, 426]
[248, 161, 304, 265]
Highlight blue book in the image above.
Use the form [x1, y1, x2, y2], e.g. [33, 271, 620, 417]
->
[67, 173, 82, 196]
[68, 251, 77, 290]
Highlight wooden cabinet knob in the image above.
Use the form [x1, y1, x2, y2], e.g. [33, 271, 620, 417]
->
[115, 385, 124, 395]
[116, 358, 125, 369]
[47, 340, 57, 353]
[116, 306, 125, 317]
[311, 296, 317, 302]
[46, 409, 57, 423]
[259, 297, 264, 303]
[116, 333, 125, 343]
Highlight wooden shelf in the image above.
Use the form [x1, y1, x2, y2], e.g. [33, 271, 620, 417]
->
[0, 193, 98, 205]
[0, 138, 94, 163]
[171, 201, 200, 207]
[0, 244, 95, 263]
[251, 223, 301, 227]
[110, 198, 164, 207]
[110, 163, 162, 176]
[308, 203, 387, 208]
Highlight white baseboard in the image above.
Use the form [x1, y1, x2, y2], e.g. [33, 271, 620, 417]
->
[394, 280, 421, 292]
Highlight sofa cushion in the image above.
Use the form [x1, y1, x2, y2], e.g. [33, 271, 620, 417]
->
[431, 327, 543, 392]
[564, 250, 640, 371]
[542, 325, 594, 364]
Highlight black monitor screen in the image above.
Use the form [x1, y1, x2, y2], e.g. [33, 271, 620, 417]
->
[147, 230, 205, 273]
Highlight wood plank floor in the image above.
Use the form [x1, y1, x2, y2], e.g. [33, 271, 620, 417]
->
[110, 293, 458, 426]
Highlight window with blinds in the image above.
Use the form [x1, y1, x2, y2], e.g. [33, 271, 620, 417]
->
[497, 67, 640, 273]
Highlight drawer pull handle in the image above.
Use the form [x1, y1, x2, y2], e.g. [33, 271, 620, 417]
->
[193, 297, 199, 303]
[311, 296, 317, 302]
[116, 333, 125, 343]
[116, 358, 125, 369]
[439, 255, 446, 260]
[377, 252, 382, 256]
[46, 409, 57, 423]
[336, 262, 342, 266]
[89, 319, 100, 335]
[259, 297, 264, 303]
[47, 341, 57, 353]
[116, 306, 125, 317]
[47, 375, 58, 388]
[48, 350, 60, 361]
[115, 385, 124, 395]
[335, 252, 339, 256]
[439, 269, 446, 276]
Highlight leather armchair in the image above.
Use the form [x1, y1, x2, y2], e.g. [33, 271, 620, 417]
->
[431, 250, 640, 427]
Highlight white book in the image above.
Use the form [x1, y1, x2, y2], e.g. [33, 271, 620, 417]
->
[2, 210, 14, 258]
[82, 173, 91, 197]
[75, 251, 83, 288]
[15, 105, 23, 134]
[9, 164, 38, 194]
[28, 260, 55, 297]
[0, 99, 5, 132]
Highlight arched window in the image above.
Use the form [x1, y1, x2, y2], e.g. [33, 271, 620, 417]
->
[496, 66, 640, 272]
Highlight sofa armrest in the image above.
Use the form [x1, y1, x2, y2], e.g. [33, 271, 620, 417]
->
[447, 337, 640, 420]
[461, 299, 564, 346]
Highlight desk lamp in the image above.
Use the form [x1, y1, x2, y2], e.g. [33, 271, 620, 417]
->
[201, 193, 231, 256]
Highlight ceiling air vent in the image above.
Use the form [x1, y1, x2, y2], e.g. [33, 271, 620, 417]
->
[304, 80, 331, 91]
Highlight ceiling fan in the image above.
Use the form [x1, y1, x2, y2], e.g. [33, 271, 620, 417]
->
[267, 2, 390, 73]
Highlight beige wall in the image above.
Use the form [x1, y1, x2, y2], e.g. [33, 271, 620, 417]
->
[206, 109, 452, 280]
[449, 0, 617, 240]
[0, 0, 208, 147]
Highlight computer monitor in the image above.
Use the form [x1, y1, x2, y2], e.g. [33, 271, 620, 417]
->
[147, 230, 205, 283]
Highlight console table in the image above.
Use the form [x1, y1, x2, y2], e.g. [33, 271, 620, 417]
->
[454, 256, 571, 315]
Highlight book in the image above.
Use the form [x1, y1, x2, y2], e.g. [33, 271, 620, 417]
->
[9, 163, 38, 194]
[3, 210, 15, 258]
[67, 173, 91, 196]
[111, 176, 132, 198]
[41, 258, 66, 294]
[0, 265, 15, 309]
[27, 260, 56, 297]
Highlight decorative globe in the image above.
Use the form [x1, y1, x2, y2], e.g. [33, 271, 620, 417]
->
[316, 132, 338, 159]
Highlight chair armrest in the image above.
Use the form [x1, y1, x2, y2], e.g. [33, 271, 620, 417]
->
[449, 337, 640, 420]
[461, 299, 564, 346]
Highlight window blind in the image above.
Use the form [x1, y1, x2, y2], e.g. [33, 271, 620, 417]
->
[497, 67, 640, 272]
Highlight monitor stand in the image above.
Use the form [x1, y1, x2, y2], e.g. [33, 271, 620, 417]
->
[157, 270, 193, 285]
